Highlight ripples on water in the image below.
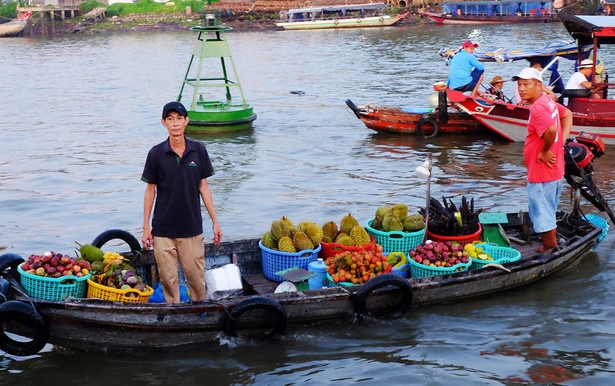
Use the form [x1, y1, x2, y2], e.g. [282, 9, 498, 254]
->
[1, 23, 614, 384]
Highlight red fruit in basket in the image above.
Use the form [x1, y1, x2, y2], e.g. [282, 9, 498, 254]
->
[46, 267, 57, 275]
[56, 265, 65, 273]
[65, 263, 74, 271]
[21, 263, 30, 271]
[53, 272, 62, 278]
[414, 256, 423, 264]
[374, 244, 383, 254]
[73, 265, 81, 273]
[32, 260, 42, 270]
[50, 256, 60, 267]
[425, 243, 434, 251]
[60, 255, 70, 264]
[461, 257, 469, 263]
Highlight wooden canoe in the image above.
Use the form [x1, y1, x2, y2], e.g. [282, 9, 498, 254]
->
[0, 210, 601, 355]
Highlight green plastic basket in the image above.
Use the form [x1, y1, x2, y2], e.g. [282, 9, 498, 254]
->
[365, 219, 424, 254]
[408, 258, 471, 278]
[17, 264, 91, 301]
[469, 243, 521, 270]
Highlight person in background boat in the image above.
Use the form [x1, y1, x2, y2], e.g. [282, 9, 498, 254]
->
[484, 75, 506, 101]
[565, 58, 605, 99]
[141, 101, 223, 303]
[513, 68, 572, 253]
[447, 40, 485, 98]
[515, 59, 558, 105]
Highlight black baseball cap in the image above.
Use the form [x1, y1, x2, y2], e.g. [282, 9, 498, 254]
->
[162, 101, 188, 119]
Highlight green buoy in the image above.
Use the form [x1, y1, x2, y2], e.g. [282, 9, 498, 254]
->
[179, 5, 256, 133]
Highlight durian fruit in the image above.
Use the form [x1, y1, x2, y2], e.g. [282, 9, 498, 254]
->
[383, 213, 403, 232]
[322, 221, 338, 242]
[350, 225, 371, 246]
[375, 206, 392, 222]
[371, 217, 383, 231]
[404, 213, 425, 232]
[271, 219, 290, 242]
[340, 213, 359, 235]
[281, 216, 295, 229]
[293, 231, 314, 251]
[391, 203, 409, 222]
[322, 235, 333, 243]
[334, 232, 349, 243]
[278, 236, 297, 253]
[335, 235, 356, 247]
[303, 222, 324, 248]
[261, 231, 277, 250]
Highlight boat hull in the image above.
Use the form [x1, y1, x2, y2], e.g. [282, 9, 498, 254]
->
[449, 90, 615, 144]
[2, 213, 601, 353]
[422, 11, 555, 25]
[0, 20, 27, 37]
[276, 12, 408, 30]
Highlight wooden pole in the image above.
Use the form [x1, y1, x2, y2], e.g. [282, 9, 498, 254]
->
[50, 10, 55, 34]
[40, 10, 46, 37]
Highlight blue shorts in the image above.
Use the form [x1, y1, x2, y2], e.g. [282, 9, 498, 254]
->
[454, 69, 484, 92]
[527, 179, 563, 233]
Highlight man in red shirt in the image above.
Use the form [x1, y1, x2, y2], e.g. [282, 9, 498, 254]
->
[513, 68, 572, 252]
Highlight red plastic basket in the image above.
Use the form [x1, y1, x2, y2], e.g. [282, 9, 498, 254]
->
[427, 223, 483, 245]
[320, 236, 376, 259]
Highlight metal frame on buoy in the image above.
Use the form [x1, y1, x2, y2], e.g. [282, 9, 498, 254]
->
[178, 10, 256, 132]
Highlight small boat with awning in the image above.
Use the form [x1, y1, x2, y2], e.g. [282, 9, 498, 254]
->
[422, 0, 556, 24]
[276, 3, 409, 31]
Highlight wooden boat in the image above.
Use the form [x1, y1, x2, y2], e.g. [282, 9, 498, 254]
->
[0, 211, 604, 355]
[345, 99, 487, 137]
[443, 16, 615, 144]
[276, 3, 409, 31]
[422, 0, 555, 25]
[0, 11, 32, 38]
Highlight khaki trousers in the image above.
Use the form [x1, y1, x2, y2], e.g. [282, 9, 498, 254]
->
[153, 234, 206, 303]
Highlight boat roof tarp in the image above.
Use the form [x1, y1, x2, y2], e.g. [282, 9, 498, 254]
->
[287, 2, 386, 14]
[442, 0, 551, 15]
[561, 14, 615, 45]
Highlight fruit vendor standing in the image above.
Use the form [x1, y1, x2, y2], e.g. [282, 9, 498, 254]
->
[512, 68, 572, 252]
[141, 101, 223, 303]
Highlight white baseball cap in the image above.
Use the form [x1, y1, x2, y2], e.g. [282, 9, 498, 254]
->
[511, 68, 543, 82]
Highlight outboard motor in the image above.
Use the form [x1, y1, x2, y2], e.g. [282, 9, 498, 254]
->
[564, 132, 614, 224]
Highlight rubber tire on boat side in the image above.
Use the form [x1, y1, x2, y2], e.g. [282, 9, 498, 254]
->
[415, 116, 440, 138]
[0, 253, 25, 273]
[0, 301, 49, 356]
[353, 274, 412, 319]
[225, 296, 287, 338]
[0, 277, 10, 304]
[91, 229, 142, 252]
[379, 17, 384, 22]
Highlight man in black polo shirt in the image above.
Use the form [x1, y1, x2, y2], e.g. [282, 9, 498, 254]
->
[141, 101, 223, 303]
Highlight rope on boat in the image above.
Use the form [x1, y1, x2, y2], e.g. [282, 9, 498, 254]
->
[481, 263, 511, 272]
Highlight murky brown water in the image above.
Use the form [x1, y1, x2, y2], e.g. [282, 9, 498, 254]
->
[1, 22, 614, 384]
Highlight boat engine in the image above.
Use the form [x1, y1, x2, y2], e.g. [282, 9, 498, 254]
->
[564, 132, 615, 223]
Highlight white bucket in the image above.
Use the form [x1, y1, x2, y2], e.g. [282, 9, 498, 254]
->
[205, 264, 243, 298]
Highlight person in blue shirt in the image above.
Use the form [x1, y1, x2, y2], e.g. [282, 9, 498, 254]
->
[447, 40, 485, 98]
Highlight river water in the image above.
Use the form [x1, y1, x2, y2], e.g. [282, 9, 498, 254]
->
[1, 22, 614, 384]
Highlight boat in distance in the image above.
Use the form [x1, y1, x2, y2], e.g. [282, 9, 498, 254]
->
[422, 0, 556, 25]
[276, 3, 409, 30]
[0, 211, 603, 355]
[0, 11, 32, 37]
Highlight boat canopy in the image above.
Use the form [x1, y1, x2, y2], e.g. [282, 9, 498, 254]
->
[442, 0, 552, 16]
[561, 15, 615, 46]
[287, 2, 386, 14]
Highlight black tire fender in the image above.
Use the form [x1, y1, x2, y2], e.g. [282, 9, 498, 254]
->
[225, 296, 287, 338]
[0, 253, 25, 273]
[0, 301, 49, 356]
[92, 229, 141, 252]
[438, 89, 449, 124]
[415, 115, 440, 138]
[353, 274, 412, 319]
[0, 277, 10, 303]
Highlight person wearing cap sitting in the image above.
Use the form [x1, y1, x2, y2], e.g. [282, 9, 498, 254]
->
[447, 40, 485, 98]
[484, 75, 506, 101]
[513, 68, 572, 253]
[565, 58, 604, 99]
[141, 101, 223, 303]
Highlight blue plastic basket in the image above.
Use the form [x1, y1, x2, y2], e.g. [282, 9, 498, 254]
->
[17, 264, 91, 301]
[470, 243, 521, 270]
[365, 219, 424, 254]
[392, 263, 410, 278]
[409, 258, 471, 278]
[259, 241, 321, 282]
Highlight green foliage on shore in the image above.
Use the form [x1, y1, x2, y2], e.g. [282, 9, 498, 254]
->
[0, 1, 17, 20]
[105, 0, 205, 17]
[80, 0, 104, 14]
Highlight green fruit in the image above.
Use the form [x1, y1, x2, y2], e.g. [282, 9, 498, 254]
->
[80, 244, 104, 263]
[391, 203, 408, 222]
[340, 213, 359, 235]
[350, 225, 371, 246]
[403, 213, 425, 232]
[278, 236, 297, 253]
[270, 220, 290, 241]
[261, 231, 277, 250]
[322, 221, 338, 241]
[293, 231, 314, 251]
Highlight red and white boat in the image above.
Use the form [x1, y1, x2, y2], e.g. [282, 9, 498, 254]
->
[446, 14, 615, 144]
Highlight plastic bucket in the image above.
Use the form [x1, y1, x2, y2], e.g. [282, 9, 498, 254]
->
[308, 258, 327, 290]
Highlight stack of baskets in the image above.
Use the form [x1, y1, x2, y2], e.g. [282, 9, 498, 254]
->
[427, 223, 483, 245]
[320, 236, 376, 259]
[17, 264, 91, 301]
[259, 240, 321, 282]
[365, 219, 424, 255]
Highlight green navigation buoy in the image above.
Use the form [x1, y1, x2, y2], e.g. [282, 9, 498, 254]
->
[178, 4, 256, 133]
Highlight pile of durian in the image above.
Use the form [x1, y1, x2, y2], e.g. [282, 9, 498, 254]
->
[261, 217, 324, 253]
[260, 213, 374, 253]
[370, 203, 425, 233]
[321, 213, 371, 247]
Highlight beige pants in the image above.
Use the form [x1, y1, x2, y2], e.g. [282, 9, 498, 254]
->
[153, 234, 206, 303]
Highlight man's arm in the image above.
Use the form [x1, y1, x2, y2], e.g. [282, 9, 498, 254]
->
[199, 178, 222, 246]
[142, 183, 156, 250]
